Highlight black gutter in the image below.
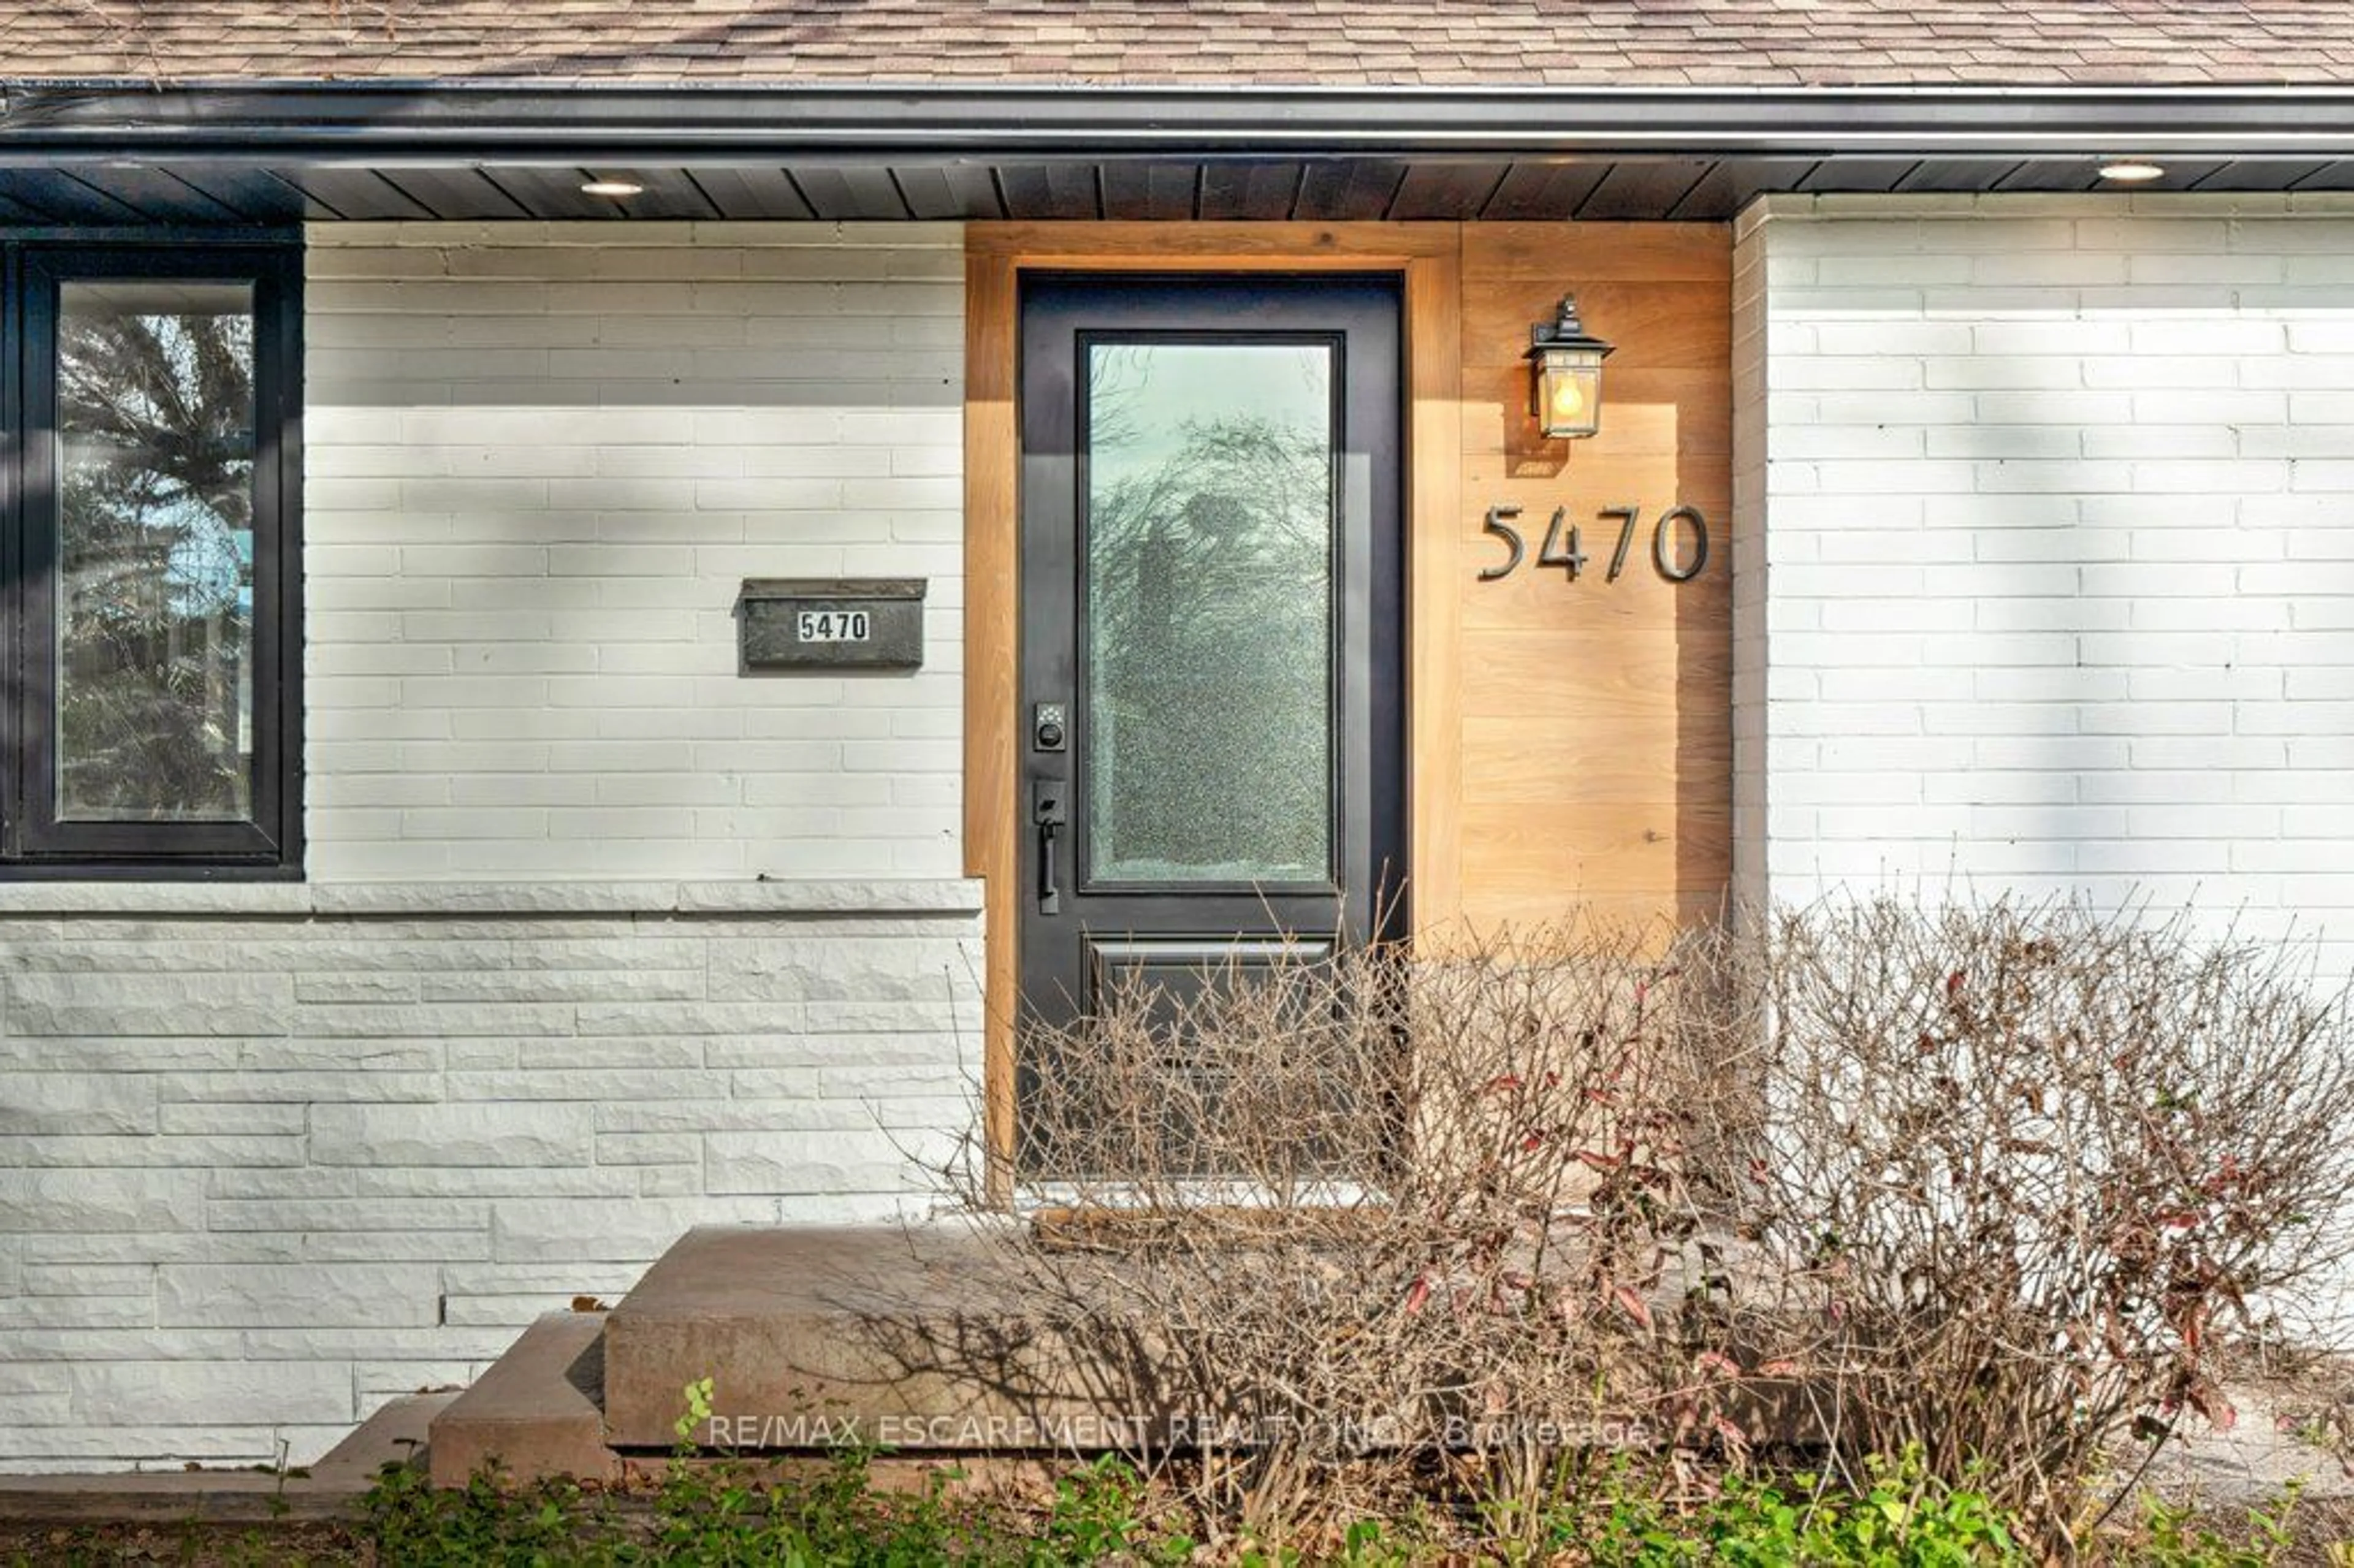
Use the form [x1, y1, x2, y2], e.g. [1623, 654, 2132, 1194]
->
[4, 82, 2354, 163]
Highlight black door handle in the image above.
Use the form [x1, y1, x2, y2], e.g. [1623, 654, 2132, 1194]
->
[1037, 819, 1060, 914]
[1032, 778, 1068, 915]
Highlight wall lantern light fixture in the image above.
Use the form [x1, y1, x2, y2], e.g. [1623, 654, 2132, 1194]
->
[1528, 294, 1614, 440]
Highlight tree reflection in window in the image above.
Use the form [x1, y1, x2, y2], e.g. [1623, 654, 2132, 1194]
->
[1084, 341, 1335, 884]
[55, 282, 256, 823]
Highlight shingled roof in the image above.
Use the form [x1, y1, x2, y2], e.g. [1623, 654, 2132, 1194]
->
[6, 1, 2354, 88]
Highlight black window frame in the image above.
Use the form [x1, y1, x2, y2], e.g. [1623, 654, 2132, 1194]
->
[0, 237, 303, 878]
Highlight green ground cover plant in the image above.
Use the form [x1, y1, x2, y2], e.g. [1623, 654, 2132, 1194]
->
[353, 1448, 1189, 1566]
[7, 1447, 2348, 1564]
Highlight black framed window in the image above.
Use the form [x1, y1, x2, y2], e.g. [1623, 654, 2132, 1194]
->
[1, 242, 302, 876]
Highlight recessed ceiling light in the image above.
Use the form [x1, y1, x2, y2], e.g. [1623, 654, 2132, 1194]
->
[581, 178, 645, 198]
[2098, 160, 2167, 183]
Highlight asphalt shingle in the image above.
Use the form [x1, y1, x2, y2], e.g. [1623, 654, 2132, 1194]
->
[5, 1, 2354, 86]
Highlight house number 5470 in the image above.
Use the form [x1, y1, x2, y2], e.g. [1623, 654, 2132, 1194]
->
[1478, 504, 1710, 584]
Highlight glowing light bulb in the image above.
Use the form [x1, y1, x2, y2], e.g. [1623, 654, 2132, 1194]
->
[1548, 375, 1590, 427]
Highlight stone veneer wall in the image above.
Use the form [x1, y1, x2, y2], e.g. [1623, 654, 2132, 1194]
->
[0, 880, 974, 1469]
[0, 881, 980, 1470]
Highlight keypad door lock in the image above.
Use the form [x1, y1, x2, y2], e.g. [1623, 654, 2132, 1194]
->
[1032, 701, 1067, 753]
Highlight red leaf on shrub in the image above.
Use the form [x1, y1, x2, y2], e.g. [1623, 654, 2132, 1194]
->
[1713, 1416, 1751, 1452]
[1611, 1284, 1653, 1328]
[1483, 1074, 1523, 1094]
[1521, 1130, 1547, 1151]
[1946, 970, 1965, 999]
[1695, 1351, 1741, 1379]
[1584, 1087, 1616, 1106]
[1403, 1276, 1431, 1315]
[1757, 1359, 1802, 1378]
[2184, 1378, 2238, 1433]
[1578, 1149, 1625, 1171]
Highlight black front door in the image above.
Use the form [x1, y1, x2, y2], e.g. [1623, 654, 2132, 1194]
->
[1016, 275, 1406, 1140]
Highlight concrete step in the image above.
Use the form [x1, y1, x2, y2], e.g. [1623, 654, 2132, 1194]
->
[427, 1311, 620, 1488]
[316, 1388, 457, 1484]
[0, 1393, 457, 1523]
[601, 1223, 1105, 1452]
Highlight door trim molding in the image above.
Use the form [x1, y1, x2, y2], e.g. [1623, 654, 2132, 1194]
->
[963, 223, 1463, 1198]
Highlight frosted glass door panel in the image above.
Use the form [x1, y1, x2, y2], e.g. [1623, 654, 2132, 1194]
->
[1082, 340, 1336, 886]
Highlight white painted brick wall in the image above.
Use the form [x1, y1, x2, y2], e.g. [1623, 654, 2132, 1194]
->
[1731, 210, 1771, 911]
[1735, 193, 2354, 983]
[304, 221, 965, 881]
[0, 881, 981, 1471]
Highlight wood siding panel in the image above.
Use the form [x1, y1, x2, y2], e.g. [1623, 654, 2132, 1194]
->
[1452, 224, 1732, 940]
[962, 248, 1021, 1197]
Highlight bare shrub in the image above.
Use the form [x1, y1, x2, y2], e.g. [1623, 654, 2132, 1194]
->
[950, 923, 1723, 1545]
[1678, 896, 2354, 1535]
[923, 897, 2354, 1551]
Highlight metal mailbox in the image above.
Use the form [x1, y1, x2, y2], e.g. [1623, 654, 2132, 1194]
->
[739, 578, 926, 672]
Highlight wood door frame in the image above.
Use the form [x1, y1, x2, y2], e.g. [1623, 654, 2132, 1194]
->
[964, 223, 1463, 1199]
